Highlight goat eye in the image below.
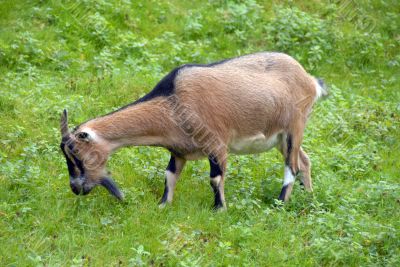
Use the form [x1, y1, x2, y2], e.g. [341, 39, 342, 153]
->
[77, 132, 89, 139]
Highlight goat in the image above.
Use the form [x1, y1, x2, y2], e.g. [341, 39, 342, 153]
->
[60, 52, 327, 210]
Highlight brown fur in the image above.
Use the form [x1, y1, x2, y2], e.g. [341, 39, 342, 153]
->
[61, 52, 320, 205]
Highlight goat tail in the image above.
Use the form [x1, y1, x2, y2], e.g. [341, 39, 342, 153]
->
[314, 77, 329, 101]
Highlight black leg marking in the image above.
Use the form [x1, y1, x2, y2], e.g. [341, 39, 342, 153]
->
[209, 155, 222, 178]
[210, 179, 223, 209]
[160, 178, 169, 204]
[285, 134, 298, 177]
[166, 156, 176, 173]
[160, 155, 176, 205]
[285, 134, 293, 166]
[208, 156, 225, 209]
[278, 185, 288, 201]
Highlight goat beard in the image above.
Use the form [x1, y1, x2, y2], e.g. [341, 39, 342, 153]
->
[100, 177, 124, 200]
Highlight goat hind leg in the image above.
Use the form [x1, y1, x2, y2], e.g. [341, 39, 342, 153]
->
[278, 131, 303, 202]
[299, 147, 313, 192]
[209, 154, 227, 211]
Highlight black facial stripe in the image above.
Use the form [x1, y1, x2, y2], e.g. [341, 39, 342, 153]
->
[63, 142, 85, 176]
[70, 152, 85, 176]
[60, 143, 77, 177]
[67, 143, 74, 151]
[209, 155, 223, 178]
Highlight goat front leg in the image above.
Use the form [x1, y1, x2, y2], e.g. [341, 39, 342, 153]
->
[208, 154, 227, 211]
[299, 147, 313, 192]
[159, 155, 186, 207]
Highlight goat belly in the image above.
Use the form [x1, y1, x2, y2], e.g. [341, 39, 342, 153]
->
[228, 133, 279, 154]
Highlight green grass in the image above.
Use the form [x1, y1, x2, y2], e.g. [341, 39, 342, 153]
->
[1, 0, 399, 266]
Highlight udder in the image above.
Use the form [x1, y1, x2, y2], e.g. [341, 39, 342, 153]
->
[228, 133, 279, 155]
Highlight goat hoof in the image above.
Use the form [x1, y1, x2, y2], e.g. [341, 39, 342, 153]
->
[213, 205, 227, 212]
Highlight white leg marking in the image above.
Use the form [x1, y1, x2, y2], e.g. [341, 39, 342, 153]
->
[165, 170, 177, 202]
[211, 175, 226, 210]
[283, 166, 295, 186]
[210, 175, 221, 187]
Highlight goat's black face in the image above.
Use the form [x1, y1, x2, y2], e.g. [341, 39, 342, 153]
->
[59, 109, 123, 200]
[60, 141, 96, 196]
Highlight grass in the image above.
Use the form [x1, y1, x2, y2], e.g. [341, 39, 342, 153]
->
[0, 0, 399, 266]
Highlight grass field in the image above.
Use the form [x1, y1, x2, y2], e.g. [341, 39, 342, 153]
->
[0, 0, 399, 266]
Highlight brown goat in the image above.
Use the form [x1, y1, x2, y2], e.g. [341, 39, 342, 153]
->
[60, 52, 327, 210]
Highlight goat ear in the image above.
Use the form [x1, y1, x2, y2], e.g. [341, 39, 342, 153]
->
[60, 109, 70, 138]
[100, 177, 124, 200]
[75, 132, 91, 142]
